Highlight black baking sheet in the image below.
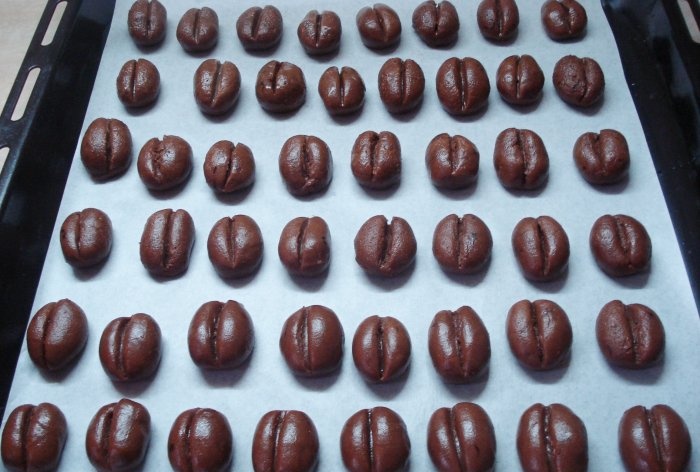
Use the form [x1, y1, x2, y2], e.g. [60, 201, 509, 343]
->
[0, 0, 698, 468]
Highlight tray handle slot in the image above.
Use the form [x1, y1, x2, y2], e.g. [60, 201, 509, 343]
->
[679, 0, 700, 43]
[9, 67, 41, 122]
[41, 1, 68, 46]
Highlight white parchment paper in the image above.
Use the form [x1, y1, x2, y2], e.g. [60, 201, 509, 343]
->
[3, 0, 700, 470]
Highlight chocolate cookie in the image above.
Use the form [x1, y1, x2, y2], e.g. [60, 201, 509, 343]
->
[589, 214, 651, 277]
[573, 129, 630, 184]
[553, 55, 604, 107]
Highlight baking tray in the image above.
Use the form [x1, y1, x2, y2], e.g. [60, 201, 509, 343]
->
[0, 0, 698, 457]
[0, 0, 116, 415]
